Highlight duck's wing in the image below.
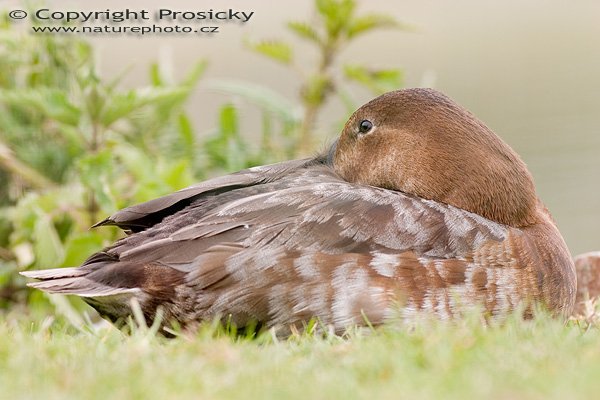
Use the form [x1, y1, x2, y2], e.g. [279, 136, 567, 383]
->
[93, 158, 314, 233]
[26, 163, 530, 331]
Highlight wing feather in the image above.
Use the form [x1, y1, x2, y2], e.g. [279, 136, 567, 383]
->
[94, 158, 312, 232]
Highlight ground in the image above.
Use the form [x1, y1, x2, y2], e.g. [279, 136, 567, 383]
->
[1, 307, 600, 400]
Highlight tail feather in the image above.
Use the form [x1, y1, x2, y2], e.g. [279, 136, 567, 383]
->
[21, 269, 140, 297]
[20, 267, 88, 281]
[22, 264, 179, 327]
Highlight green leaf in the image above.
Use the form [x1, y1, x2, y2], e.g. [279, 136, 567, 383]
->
[81, 76, 106, 122]
[76, 150, 113, 188]
[149, 60, 205, 90]
[182, 60, 208, 87]
[207, 80, 301, 125]
[177, 113, 195, 152]
[347, 14, 399, 39]
[75, 149, 116, 212]
[301, 74, 332, 106]
[113, 144, 154, 183]
[226, 137, 247, 172]
[287, 21, 322, 44]
[246, 40, 293, 65]
[33, 215, 65, 268]
[100, 87, 188, 126]
[316, 0, 355, 38]
[202, 105, 247, 171]
[219, 104, 238, 140]
[99, 90, 137, 126]
[62, 232, 105, 267]
[158, 159, 195, 190]
[134, 87, 190, 109]
[149, 63, 163, 87]
[0, 88, 81, 126]
[43, 91, 81, 126]
[344, 65, 403, 94]
[203, 134, 228, 168]
[112, 145, 175, 201]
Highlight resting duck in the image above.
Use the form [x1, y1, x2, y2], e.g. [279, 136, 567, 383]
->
[23, 88, 576, 333]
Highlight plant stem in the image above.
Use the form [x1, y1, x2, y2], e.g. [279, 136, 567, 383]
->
[297, 41, 337, 156]
[298, 105, 319, 156]
[87, 123, 100, 224]
[0, 139, 56, 190]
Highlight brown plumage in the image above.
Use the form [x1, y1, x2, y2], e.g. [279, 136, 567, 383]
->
[573, 252, 600, 315]
[21, 88, 576, 334]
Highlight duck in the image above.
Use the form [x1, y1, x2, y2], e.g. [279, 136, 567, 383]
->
[22, 88, 577, 334]
[573, 252, 600, 315]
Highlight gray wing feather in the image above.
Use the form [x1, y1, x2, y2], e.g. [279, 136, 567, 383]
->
[94, 158, 312, 232]
[106, 164, 508, 268]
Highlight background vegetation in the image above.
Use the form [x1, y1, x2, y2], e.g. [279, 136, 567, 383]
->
[0, 1, 599, 399]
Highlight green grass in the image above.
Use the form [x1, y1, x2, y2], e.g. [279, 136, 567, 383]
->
[1, 310, 599, 400]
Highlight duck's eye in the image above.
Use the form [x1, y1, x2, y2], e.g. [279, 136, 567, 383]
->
[359, 119, 373, 134]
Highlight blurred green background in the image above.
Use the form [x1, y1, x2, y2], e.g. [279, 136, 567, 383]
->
[0, 0, 599, 313]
